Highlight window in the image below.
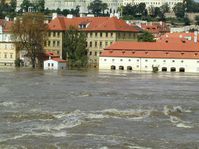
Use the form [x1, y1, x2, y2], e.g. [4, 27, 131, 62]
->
[110, 33, 113, 37]
[53, 32, 56, 37]
[57, 32, 60, 37]
[48, 63, 50, 67]
[106, 32, 108, 37]
[90, 41, 92, 47]
[137, 59, 139, 62]
[57, 41, 60, 47]
[95, 41, 97, 47]
[145, 59, 148, 62]
[181, 60, 184, 63]
[153, 60, 156, 62]
[172, 60, 175, 62]
[100, 42, 102, 48]
[104, 59, 106, 61]
[95, 32, 98, 37]
[128, 59, 131, 61]
[53, 41, 56, 47]
[51, 63, 54, 67]
[112, 59, 115, 61]
[95, 52, 97, 56]
[100, 32, 103, 37]
[48, 41, 51, 46]
[163, 60, 166, 62]
[89, 51, 92, 56]
[120, 59, 123, 61]
[4, 53, 7, 58]
[10, 53, 13, 58]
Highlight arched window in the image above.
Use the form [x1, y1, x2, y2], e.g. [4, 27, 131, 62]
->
[162, 67, 167, 72]
[170, 67, 176, 72]
[127, 66, 132, 71]
[179, 67, 185, 72]
[111, 65, 116, 70]
[119, 66, 124, 70]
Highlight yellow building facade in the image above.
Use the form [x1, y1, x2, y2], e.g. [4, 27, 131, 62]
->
[46, 17, 141, 67]
[0, 42, 16, 66]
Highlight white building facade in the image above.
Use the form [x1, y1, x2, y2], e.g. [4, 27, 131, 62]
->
[16, 0, 121, 14]
[99, 41, 199, 73]
[44, 58, 66, 70]
[133, 0, 182, 10]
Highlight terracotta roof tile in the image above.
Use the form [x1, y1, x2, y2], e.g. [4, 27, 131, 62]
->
[48, 17, 141, 32]
[101, 41, 199, 59]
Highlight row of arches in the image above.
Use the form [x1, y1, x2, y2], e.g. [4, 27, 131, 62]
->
[110, 65, 186, 72]
[162, 67, 185, 72]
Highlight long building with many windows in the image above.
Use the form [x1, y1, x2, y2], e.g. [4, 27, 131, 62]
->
[46, 16, 141, 67]
[99, 39, 199, 73]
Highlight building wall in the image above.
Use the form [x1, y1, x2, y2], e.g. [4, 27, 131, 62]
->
[87, 31, 138, 67]
[99, 57, 199, 73]
[45, 30, 138, 67]
[44, 59, 66, 70]
[17, 0, 120, 13]
[44, 31, 63, 57]
[133, 0, 182, 10]
[0, 42, 16, 67]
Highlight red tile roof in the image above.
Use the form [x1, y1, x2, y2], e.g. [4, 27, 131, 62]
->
[48, 17, 141, 32]
[101, 41, 199, 59]
[52, 58, 66, 63]
[0, 19, 13, 32]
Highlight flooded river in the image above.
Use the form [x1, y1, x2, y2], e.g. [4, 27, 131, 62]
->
[0, 69, 199, 149]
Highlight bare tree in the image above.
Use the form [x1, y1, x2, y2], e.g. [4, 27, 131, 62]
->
[12, 13, 47, 68]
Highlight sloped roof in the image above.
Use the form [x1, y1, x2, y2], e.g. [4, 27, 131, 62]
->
[48, 16, 141, 32]
[101, 41, 199, 59]
[104, 41, 199, 51]
[0, 19, 13, 32]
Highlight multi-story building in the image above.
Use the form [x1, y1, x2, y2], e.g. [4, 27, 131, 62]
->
[99, 34, 199, 73]
[46, 16, 141, 67]
[0, 19, 17, 67]
[133, 0, 183, 10]
[16, 0, 122, 14]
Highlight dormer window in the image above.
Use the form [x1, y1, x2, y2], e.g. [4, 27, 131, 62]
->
[79, 24, 87, 29]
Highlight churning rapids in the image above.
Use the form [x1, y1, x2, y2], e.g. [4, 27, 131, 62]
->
[0, 69, 199, 149]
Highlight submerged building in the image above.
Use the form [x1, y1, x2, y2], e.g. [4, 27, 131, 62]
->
[99, 37, 199, 73]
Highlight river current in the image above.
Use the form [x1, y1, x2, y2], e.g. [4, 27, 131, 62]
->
[0, 69, 199, 149]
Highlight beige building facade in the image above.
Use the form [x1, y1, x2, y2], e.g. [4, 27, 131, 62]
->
[46, 16, 141, 67]
[0, 42, 16, 66]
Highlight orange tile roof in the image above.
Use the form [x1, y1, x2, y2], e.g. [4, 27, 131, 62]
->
[104, 41, 199, 51]
[0, 19, 13, 32]
[52, 58, 66, 63]
[48, 16, 141, 32]
[101, 41, 199, 59]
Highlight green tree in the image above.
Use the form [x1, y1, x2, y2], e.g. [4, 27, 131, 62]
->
[173, 3, 185, 18]
[63, 26, 88, 68]
[195, 15, 199, 25]
[12, 13, 48, 68]
[20, 0, 31, 12]
[184, 16, 190, 25]
[160, 3, 170, 13]
[35, 0, 45, 12]
[88, 0, 108, 16]
[138, 31, 155, 42]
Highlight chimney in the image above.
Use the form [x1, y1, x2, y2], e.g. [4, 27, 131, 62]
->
[52, 13, 58, 20]
[5, 16, 9, 21]
[67, 14, 73, 19]
[194, 31, 198, 43]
